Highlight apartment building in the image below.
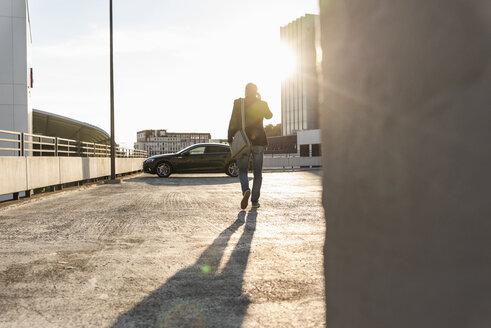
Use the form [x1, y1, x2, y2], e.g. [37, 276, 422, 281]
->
[134, 129, 211, 156]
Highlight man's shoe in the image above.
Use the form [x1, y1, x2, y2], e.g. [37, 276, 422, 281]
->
[251, 202, 260, 208]
[241, 190, 251, 209]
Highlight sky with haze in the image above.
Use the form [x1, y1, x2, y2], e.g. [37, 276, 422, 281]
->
[29, 0, 319, 147]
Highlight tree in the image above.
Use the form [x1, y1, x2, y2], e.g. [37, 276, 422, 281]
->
[264, 124, 281, 137]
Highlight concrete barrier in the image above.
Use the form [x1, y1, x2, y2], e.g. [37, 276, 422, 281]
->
[88, 158, 111, 179]
[0, 157, 27, 195]
[0, 157, 144, 196]
[27, 157, 61, 190]
[59, 157, 112, 183]
[60, 157, 89, 183]
[116, 158, 142, 174]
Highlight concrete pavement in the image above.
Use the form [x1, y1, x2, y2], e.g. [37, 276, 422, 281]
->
[0, 171, 325, 327]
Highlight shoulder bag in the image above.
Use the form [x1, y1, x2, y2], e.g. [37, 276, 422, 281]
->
[230, 98, 251, 158]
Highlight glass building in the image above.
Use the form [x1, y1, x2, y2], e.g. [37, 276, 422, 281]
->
[280, 14, 319, 136]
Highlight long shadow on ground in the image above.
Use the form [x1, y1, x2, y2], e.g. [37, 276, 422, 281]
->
[110, 210, 257, 328]
[126, 175, 250, 186]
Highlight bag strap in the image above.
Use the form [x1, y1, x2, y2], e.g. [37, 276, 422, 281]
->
[241, 98, 246, 133]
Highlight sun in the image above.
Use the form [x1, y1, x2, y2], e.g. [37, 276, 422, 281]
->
[245, 41, 297, 83]
[274, 43, 297, 80]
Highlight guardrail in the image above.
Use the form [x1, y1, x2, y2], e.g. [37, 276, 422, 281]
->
[0, 129, 146, 158]
[1, 129, 147, 201]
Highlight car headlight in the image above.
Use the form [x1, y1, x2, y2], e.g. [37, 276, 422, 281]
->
[146, 158, 155, 164]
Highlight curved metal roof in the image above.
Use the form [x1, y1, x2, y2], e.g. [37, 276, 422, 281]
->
[32, 109, 110, 144]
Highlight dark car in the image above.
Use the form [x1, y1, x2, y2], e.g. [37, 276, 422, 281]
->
[143, 143, 238, 178]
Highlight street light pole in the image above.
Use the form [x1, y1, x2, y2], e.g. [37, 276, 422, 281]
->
[109, 0, 116, 180]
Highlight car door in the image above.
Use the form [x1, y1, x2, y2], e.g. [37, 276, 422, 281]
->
[180, 145, 207, 172]
[204, 146, 231, 172]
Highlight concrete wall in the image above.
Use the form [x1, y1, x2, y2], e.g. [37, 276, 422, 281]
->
[0, 157, 143, 195]
[59, 157, 111, 183]
[27, 157, 61, 189]
[319, 0, 491, 327]
[116, 158, 143, 174]
[0, 156, 27, 193]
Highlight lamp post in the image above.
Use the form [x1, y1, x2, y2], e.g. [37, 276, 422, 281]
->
[109, 0, 116, 180]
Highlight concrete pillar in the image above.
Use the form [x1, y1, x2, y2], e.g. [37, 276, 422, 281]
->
[319, 1, 491, 327]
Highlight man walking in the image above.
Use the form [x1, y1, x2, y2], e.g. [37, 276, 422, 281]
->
[228, 83, 273, 209]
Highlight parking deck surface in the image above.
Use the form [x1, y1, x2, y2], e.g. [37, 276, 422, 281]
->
[0, 171, 325, 327]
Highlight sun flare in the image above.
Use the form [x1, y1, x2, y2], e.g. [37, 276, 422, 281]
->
[235, 41, 297, 85]
[275, 43, 297, 80]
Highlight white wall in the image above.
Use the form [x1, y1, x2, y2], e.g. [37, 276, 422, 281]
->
[296, 129, 322, 158]
[0, 0, 31, 140]
[297, 129, 320, 146]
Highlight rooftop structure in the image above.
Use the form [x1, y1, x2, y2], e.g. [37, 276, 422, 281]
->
[33, 109, 110, 144]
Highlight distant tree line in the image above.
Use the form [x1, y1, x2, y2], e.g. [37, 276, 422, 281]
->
[264, 124, 281, 137]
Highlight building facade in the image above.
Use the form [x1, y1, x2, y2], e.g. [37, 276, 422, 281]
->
[297, 129, 321, 157]
[280, 14, 319, 136]
[134, 129, 211, 156]
[0, 0, 33, 146]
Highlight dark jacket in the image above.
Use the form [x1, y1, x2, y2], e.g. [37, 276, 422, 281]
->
[228, 97, 273, 146]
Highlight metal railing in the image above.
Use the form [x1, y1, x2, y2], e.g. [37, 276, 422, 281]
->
[0, 129, 147, 158]
[0, 130, 21, 154]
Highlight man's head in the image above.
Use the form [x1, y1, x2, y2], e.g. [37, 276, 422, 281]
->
[245, 83, 258, 98]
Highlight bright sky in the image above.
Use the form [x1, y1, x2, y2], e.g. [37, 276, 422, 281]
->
[29, 0, 319, 147]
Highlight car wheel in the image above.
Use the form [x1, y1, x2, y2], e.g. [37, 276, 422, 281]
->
[226, 161, 239, 177]
[156, 162, 172, 178]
